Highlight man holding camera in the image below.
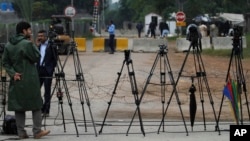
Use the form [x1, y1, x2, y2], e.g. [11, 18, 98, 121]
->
[36, 29, 57, 117]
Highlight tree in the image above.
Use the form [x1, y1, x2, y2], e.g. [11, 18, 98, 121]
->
[13, 0, 33, 21]
[32, 1, 57, 21]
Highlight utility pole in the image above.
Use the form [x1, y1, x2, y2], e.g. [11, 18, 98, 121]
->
[71, 0, 75, 34]
[102, 0, 105, 30]
[92, 0, 100, 34]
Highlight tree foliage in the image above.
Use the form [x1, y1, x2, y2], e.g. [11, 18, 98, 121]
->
[10, 0, 250, 27]
[103, 0, 250, 28]
[13, 0, 33, 21]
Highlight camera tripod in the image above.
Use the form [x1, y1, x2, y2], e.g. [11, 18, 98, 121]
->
[44, 35, 97, 136]
[69, 38, 97, 136]
[158, 37, 220, 134]
[128, 44, 188, 135]
[217, 34, 250, 125]
[99, 50, 145, 136]
[41, 38, 79, 137]
[0, 54, 7, 121]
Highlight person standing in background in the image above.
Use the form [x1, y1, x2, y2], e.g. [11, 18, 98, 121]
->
[107, 20, 115, 54]
[136, 21, 143, 38]
[36, 29, 57, 117]
[2, 21, 50, 139]
[149, 21, 156, 38]
[159, 20, 169, 38]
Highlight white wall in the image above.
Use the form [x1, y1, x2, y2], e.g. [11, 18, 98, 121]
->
[167, 21, 177, 36]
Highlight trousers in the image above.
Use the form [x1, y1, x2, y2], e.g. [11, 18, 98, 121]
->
[15, 109, 42, 136]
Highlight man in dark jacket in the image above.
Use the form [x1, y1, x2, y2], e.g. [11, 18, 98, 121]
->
[136, 22, 143, 38]
[159, 21, 169, 38]
[36, 29, 57, 117]
[2, 21, 50, 139]
[149, 21, 156, 38]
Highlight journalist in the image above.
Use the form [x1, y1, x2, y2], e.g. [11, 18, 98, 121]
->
[36, 29, 57, 117]
[2, 21, 50, 139]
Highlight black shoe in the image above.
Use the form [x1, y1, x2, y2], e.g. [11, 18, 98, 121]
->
[109, 52, 114, 54]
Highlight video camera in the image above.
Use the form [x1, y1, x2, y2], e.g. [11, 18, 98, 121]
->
[232, 25, 243, 39]
[48, 15, 72, 54]
[48, 22, 64, 40]
[186, 24, 201, 42]
[158, 44, 167, 50]
[186, 24, 202, 51]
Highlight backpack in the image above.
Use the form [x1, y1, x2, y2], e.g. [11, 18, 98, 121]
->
[2, 115, 17, 135]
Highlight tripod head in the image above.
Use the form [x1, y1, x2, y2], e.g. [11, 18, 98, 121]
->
[158, 44, 168, 55]
[232, 25, 243, 57]
[186, 24, 202, 51]
[124, 50, 131, 63]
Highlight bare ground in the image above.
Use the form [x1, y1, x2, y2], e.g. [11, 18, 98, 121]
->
[99, 39, 250, 123]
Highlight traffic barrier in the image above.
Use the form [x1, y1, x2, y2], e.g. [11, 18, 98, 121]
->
[176, 37, 211, 52]
[131, 38, 167, 52]
[213, 37, 246, 49]
[93, 38, 128, 52]
[115, 38, 128, 51]
[104, 38, 116, 52]
[74, 38, 86, 52]
[93, 38, 105, 52]
[176, 37, 247, 51]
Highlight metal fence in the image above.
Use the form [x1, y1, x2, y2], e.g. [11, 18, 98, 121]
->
[0, 20, 91, 44]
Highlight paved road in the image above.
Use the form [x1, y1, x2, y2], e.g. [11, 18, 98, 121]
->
[0, 42, 237, 140]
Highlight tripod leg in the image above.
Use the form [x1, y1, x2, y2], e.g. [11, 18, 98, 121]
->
[158, 54, 188, 135]
[61, 78, 79, 136]
[129, 53, 160, 133]
[72, 47, 97, 136]
[52, 70, 79, 137]
[42, 76, 57, 130]
[125, 60, 145, 136]
[158, 44, 193, 136]
[160, 53, 166, 132]
[99, 60, 126, 134]
[58, 96, 66, 132]
[192, 46, 220, 133]
[218, 47, 235, 127]
[236, 53, 250, 124]
[0, 76, 7, 119]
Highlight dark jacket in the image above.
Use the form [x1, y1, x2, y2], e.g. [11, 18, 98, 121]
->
[136, 23, 143, 31]
[37, 41, 57, 75]
[159, 22, 169, 30]
[2, 34, 42, 111]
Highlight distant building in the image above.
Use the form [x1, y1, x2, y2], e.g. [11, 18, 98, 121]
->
[144, 13, 162, 35]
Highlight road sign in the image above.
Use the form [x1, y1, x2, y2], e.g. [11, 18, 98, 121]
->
[94, 0, 99, 7]
[176, 11, 186, 22]
[176, 21, 186, 27]
[64, 6, 76, 17]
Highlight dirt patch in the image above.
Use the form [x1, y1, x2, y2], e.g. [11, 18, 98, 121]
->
[104, 39, 250, 122]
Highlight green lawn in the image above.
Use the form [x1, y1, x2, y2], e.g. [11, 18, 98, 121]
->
[171, 33, 250, 58]
[202, 33, 250, 58]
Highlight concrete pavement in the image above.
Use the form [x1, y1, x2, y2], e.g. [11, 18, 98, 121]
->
[0, 40, 241, 141]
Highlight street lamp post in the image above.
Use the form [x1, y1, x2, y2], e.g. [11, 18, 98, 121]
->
[71, 0, 75, 36]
